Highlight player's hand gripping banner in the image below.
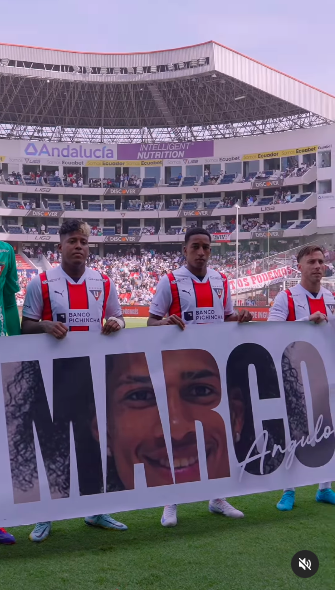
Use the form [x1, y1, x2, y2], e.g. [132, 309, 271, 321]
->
[1, 322, 335, 527]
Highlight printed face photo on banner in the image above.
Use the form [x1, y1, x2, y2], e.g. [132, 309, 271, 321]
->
[105, 350, 236, 490]
[2, 338, 334, 504]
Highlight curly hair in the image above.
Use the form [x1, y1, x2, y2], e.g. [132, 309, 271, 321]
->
[4, 358, 104, 498]
[226, 343, 286, 475]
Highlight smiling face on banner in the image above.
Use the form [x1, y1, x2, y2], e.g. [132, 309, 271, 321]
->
[105, 349, 237, 490]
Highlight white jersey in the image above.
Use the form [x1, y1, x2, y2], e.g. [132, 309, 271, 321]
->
[149, 266, 233, 324]
[268, 283, 335, 322]
[23, 266, 121, 331]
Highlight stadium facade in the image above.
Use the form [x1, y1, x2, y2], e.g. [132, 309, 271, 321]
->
[0, 40, 335, 258]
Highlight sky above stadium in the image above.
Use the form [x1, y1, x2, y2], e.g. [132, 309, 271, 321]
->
[1, 0, 334, 95]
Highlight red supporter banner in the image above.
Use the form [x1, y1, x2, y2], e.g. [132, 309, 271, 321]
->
[122, 305, 150, 317]
[229, 266, 296, 295]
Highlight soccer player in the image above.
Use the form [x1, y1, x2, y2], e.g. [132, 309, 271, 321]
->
[0, 240, 20, 545]
[21, 220, 128, 542]
[147, 227, 252, 527]
[268, 244, 335, 511]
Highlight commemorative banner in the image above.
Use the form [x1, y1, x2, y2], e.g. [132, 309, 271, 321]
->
[0, 323, 335, 528]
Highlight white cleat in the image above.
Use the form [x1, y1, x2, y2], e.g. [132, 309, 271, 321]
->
[209, 498, 244, 519]
[161, 504, 178, 527]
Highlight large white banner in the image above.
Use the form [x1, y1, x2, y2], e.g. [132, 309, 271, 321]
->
[1, 322, 335, 528]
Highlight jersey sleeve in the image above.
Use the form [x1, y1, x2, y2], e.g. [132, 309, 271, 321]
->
[149, 274, 172, 318]
[105, 278, 123, 318]
[3, 245, 20, 303]
[267, 291, 288, 321]
[224, 282, 234, 317]
[22, 276, 44, 320]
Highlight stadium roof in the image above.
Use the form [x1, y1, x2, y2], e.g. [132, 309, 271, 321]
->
[0, 40, 334, 143]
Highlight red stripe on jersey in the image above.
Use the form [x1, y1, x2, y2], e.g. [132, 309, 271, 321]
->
[67, 281, 89, 309]
[66, 281, 89, 332]
[219, 273, 228, 309]
[192, 280, 214, 308]
[285, 289, 296, 321]
[167, 273, 182, 317]
[101, 273, 111, 324]
[40, 272, 53, 321]
[307, 295, 327, 316]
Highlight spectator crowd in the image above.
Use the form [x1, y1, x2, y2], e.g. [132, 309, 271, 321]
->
[15, 245, 335, 308]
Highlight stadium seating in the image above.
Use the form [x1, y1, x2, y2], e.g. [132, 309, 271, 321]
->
[22, 175, 37, 185]
[219, 174, 236, 184]
[168, 177, 181, 187]
[167, 227, 182, 235]
[102, 203, 116, 211]
[246, 172, 257, 182]
[64, 202, 77, 210]
[103, 178, 117, 188]
[182, 201, 198, 210]
[142, 226, 157, 235]
[48, 178, 62, 187]
[102, 227, 116, 236]
[124, 200, 142, 211]
[8, 200, 25, 209]
[88, 203, 102, 211]
[15, 254, 35, 270]
[89, 179, 102, 188]
[142, 177, 156, 188]
[47, 227, 60, 235]
[295, 220, 312, 229]
[257, 197, 273, 206]
[181, 176, 197, 187]
[294, 193, 311, 202]
[46, 201, 63, 211]
[128, 227, 141, 236]
[167, 199, 181, 210]
[206, 199, 221, 209]
[7, 225, 22, 234]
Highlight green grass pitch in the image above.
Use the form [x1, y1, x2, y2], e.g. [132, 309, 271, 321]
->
[125, 317, 148, 329]
[1, 487, 335, 590]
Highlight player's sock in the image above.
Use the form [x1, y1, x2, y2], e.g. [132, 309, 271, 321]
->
[319, 482, 332, 490]
[209, 498, 244, 518]
[161, 505, 178, 527]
